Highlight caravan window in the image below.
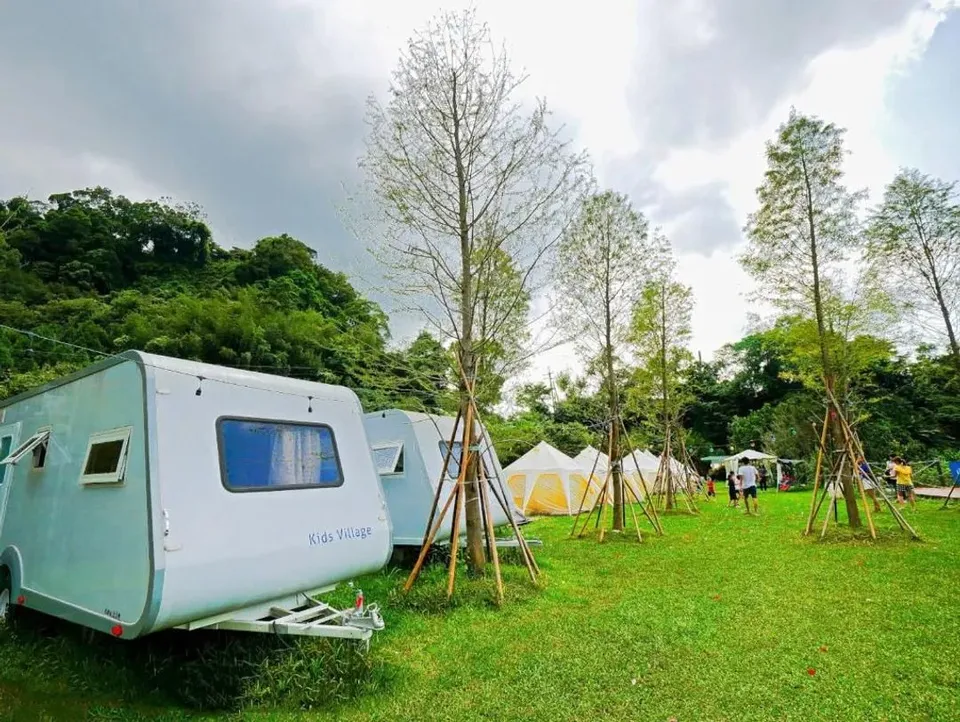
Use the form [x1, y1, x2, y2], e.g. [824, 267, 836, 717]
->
[1, 429, 50, 470]
[80, 427, 133, 485]
[217, 418, 343, 492]
[438, 441, 464, 479]
[372, 443, 404, 475]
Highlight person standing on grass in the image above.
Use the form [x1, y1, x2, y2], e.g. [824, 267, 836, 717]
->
[894, 456, 916, 509]
[738, 457, 759, 514]
[885, 455, 897, 490]
[706, 474, 716, 499]
[858, 458, 881, 513]
[727, 470, 739, 507]
[758, 465, 769, 491]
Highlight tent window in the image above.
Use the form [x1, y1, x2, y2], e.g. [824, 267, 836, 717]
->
[217, 418, 343, 492]
[80, 427, 133, 485]
[1, 429, 50, 470]
[438, 441, 464, 478]
[372, 443, 404, 475]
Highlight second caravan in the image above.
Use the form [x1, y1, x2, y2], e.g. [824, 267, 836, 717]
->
[363, 409, 524, 546]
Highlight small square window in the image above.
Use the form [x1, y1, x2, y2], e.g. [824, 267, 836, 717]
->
[80, 427, 132, 485]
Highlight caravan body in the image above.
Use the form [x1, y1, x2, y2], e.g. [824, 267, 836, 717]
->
[0, 352, 392, 639]
[362, 410, 520, 546]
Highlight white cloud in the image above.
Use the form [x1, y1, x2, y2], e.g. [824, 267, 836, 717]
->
[638, 1, 957, 369]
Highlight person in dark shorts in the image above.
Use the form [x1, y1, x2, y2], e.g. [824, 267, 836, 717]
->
[758, 466, 769, 491]
[738, 457, 759, 514]
[726, 470, 739, 507]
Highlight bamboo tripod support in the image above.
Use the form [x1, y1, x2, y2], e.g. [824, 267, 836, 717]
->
[570, 418, 664, 541]
[650, 418, 699, 514]
[804, 391, 919, 541]
[402, 380, 539, 602]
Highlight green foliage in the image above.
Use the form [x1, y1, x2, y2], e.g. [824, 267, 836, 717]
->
[0, 187, 450, 413]
[628, 234, 694, 441]
[866, 167, 960, 358]
[741, 108, 881, 398]
[554, 190, 651, 365]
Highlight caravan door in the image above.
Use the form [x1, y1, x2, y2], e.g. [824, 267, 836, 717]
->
[0, 423, 21, 533]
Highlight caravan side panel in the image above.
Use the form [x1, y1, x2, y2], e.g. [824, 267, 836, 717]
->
[364, 411, 434, 546]
[0, 360, 153, 633]
[148, 363, 391, 631]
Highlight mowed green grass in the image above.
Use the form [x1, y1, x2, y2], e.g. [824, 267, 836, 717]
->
[2, 491, 959, 721]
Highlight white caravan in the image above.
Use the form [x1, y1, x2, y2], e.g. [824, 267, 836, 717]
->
[0, 352, 392, 641]
[363, 410, 524, 547]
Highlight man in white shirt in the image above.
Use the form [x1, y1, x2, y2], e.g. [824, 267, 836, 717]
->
[738, 457, 759, 514]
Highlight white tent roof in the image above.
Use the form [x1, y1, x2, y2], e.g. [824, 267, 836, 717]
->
[621, 449, 659, 474]
[574, 446, 609, 471]
[505, 441, 584, 474]
[724, 449, 777, 464]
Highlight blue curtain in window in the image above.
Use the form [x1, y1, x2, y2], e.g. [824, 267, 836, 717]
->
[220, 420, 341, 490]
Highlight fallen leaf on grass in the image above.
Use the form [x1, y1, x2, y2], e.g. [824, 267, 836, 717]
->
[819, 645, 829, 653]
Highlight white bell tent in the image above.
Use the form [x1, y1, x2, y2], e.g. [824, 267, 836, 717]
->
[506, 442, 603, 516]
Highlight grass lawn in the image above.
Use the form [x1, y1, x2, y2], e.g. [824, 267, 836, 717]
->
[2, 491, 959, 721]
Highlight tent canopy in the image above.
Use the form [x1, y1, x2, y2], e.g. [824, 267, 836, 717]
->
[723, 449, 777, 464]
[506, 441, 603, 516]
[573, 445, 609, 471]
[507, 440, 583, 473]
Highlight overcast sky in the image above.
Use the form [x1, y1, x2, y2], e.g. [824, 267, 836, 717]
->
[2, 0, 959, 388]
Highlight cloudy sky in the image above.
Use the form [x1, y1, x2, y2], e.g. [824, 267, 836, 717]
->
[2, 0, 959, 386]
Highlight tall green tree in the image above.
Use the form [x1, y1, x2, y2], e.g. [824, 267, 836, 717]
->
[555, 189, 651, 530]
[629, 233, 694, 509]
[866, 168, 960, 364]
[741, 108, 867, 528]
[360, 9, 588, 574]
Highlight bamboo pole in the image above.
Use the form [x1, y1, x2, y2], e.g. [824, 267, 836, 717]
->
[621, 421, 664, 535]
[471, 404, 539, 579]
[445, 398, 475, 598]
[571, 439, 606, 537]
[843, 435, 877, 540]
[403, 482, 461, 592]
[478, 469, 504, 603]
[804, 409, 831, 536]
[823, 386, 920, 539]
[420, 407, 463, 546]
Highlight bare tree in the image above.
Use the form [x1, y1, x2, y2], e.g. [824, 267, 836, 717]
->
[866, 168, 960, 364]
[360, 10, 588, 573]
[741, 108, 867, 528]
[554, 190, 651, 530]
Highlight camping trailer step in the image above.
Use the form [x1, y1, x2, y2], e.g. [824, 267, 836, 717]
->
[176, 592, 384, 642]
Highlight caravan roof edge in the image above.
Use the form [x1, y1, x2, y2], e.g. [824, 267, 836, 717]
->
[0, 351, 142, 409]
